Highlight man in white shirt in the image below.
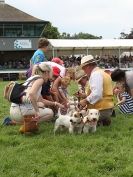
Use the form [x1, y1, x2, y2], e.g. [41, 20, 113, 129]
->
[79, 55, 114, 126]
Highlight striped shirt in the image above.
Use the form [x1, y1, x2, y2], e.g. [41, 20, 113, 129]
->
[118, 92, 133, 114]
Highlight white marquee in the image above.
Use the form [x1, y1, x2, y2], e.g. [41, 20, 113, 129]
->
[49, 39, 133, 50]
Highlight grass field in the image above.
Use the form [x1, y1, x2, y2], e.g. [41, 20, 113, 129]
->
[0, 81, 133, 177]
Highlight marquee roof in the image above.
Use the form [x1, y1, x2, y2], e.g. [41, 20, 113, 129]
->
[49, 39, 133, 50]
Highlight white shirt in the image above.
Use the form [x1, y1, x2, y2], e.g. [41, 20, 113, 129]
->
[86, 67, 103, 104]
[45, 61, 66, 77]
[126, 71, 133, 89]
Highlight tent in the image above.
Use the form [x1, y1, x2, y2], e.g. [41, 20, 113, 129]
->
[49, 39, 133, 67]
[49, 39, 133, 50]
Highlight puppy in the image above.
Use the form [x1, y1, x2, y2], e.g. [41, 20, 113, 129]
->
[54, 109, 83, 134]
[72, 111, 84, 134]
[83, 109, 100, 133]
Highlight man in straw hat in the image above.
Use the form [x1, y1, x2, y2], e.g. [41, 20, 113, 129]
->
[79, 55, 114, 126]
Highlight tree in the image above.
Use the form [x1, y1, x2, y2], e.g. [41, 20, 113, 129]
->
[120, 28, 133, 39]
[59, 32, 71, 39]
[41, 22, 60, 39]
[72, 32, 102, 39]
[60, 32, 102, 39]
[127, 28, 133, 39]
[41, 22, 102, 39]
[120, 32, 127, 39]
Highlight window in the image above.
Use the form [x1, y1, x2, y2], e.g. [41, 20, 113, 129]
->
[4, 24, 22, 37]
[0, 24, 3, 36]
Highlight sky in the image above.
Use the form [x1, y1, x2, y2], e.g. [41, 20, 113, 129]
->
[6, 0, 133, 39]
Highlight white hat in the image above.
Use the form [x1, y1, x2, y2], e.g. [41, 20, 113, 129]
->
[81, 55, 99, 68]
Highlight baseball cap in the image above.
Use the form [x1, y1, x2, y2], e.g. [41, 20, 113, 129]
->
[51, 57, 64, 65]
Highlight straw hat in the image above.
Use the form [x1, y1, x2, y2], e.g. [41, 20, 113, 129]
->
[81, 55, 99, 68]
[38, 63, 51, 72]
[75, 69, 88, 83]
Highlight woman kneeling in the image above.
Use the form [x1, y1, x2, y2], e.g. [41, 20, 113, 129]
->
[10, 63, 54, 124]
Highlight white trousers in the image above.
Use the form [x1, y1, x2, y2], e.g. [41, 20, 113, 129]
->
[10, 104, 54, 123]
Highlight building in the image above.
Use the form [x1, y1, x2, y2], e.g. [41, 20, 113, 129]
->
[0, 0, 49, 70]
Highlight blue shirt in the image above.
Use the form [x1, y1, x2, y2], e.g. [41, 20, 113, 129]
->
[31, 49, 47, 65]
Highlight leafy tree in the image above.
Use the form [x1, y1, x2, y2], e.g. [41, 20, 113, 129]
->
[72, 32, 102, 39]
[41, 22, 60, 39]
[120, 32, 128, 39]
[41, 22, 102, 39]
[120, 28, 133, 39]
[59, 32, 71, 39]
[60, 32, 102, 39]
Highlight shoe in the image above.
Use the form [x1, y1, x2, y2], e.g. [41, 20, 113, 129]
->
[2, 117, 12, 126]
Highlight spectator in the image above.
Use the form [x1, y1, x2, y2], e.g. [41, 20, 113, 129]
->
[31, 38, 50, 65]
[115, 83, 133, 114]
[10, 63, 54, 124]
[111, 68, 133, 97]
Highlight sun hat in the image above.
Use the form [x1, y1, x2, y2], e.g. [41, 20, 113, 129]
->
[38, 63, 51, 72]
[75, 70, 88, 83]
[81, 55, 99, 68]
[52, 66, 60, 77]
[51, 57, 64, 65]
[77, 74, 88, 83]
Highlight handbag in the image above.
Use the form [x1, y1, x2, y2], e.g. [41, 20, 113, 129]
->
[4, 76, 42, 104]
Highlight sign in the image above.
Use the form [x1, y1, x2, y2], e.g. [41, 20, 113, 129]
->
[14, 39, 32, 49]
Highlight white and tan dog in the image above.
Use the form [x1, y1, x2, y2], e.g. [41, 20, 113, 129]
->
[83, 109, 100, 133]
[54, 109, 83, 134]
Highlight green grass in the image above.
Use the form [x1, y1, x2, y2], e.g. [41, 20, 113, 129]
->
[0, 81, 133, 177]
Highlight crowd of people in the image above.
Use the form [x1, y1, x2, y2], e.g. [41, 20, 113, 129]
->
[0, 59, 29, 70]
[1, 53, 133, 70]
[2, 38, 133, 134]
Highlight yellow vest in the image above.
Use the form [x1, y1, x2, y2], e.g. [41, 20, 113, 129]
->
[85, 68, 114, 110]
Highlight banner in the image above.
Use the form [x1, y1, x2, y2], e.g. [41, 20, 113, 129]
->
[14, 39, 32, 49]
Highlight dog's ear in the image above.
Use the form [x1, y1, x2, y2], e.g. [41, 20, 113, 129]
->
[80, 113, 83, 119]
[74, 114, 77, 117]
[85, 105, 88, 111]
[70, 119, 73, 123]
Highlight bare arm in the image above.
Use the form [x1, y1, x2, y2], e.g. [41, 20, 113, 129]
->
[116, 96, 126, 106]
[51, 77, 61, 92]
[28, 78, 44, 114]
[38, 96, 64, 108]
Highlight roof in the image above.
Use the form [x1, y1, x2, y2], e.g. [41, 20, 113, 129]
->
[49, 39, 133, 50]
[0, 3, 48, 23]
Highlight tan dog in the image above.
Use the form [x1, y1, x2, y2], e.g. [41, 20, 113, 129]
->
[83, 109, 100, 133]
